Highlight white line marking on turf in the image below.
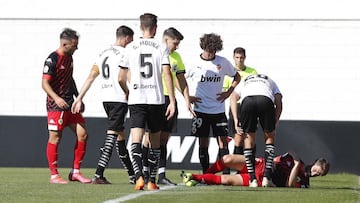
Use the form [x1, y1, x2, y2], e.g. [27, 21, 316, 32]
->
[103, 185, 178, 203]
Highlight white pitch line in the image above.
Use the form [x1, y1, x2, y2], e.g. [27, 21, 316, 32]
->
[103, 185, 178, 203]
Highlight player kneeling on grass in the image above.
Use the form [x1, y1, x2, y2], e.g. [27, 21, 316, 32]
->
[181, 152, 329, 188]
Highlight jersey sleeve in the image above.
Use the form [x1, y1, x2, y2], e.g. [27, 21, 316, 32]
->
[42, 52, 57, 79]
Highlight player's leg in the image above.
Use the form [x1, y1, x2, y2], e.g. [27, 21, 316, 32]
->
[47, 129, 67, 184]
[128, 105, 147, 190]
[157, 97, 178, 185]
[116, 132, 135, 184]
[68, 117, 91, 184]
[146, 104, 165, 190]
[206, 154, 246, 173]
[46, 111, 68, 183]
[258, 96, 276, 187]
[92, 132, 117, 184]
[91, 102, 119, 184]
[240, 97, 258, 187]
[142, 131, 150, 184]
[192, 112, 211, 173]
[130, 127, 145, 190]
[214, 113, 230, 174]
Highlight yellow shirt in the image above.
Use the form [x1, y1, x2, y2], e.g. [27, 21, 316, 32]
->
[223, 66, 257, 91]
[162, 51, 186, 96]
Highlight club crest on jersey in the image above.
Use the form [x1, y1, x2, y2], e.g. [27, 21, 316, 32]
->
[216, 64, 222, 70]
[58, 118, 63, 125]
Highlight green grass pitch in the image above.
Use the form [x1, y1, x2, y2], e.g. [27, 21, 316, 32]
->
[0, 168, 359, 203]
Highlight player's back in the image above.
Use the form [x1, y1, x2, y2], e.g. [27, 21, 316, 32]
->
[124, 38, 169, 105]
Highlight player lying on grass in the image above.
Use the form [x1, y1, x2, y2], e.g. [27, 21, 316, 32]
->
[181, 152, 329, 188]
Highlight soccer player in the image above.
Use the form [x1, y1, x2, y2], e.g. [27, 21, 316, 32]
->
[223, 47, 257, 156]
[181, 152, 330, 188]
[71, 25, 135, 184]
[142, 27, 195, 186]
[118, 13, 176, 191]
[42, 28, 91, 184]
[230, 74, 283, 187]
[186, 33, 240, 173]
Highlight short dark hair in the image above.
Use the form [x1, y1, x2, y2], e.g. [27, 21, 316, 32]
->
[60, 28, 79, 41]
[163, 27, 184, 40]
[140, 13, 157, 29]
[233, 47, 246, 57]
[116, 25, 134, 38]
[314, 158, 330, 176]
[200, 33, 223, 52]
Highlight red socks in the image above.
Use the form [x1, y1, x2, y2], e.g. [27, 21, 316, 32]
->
[192, 174, 222, 185]
[205, 159, 226, 174]
[46, 142, 58, 175]
[73, 141, 86, 170]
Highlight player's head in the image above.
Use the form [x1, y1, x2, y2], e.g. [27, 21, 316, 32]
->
[116, 25, 134, 46]
[200, 33, 223, 59]
[59, 28, 79, 55]
[233, 47, 246, 68]
[140, 13, 157, 37]
[163, 27, 184, 52]
[307, 158, 330, 177]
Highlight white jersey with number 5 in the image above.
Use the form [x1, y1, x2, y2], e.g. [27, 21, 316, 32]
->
[95, 45, 127, 103]
[120, 38, 170, 105]
[234, 74, 281, 103]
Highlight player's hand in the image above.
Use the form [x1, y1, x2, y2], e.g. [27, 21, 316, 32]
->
[186, 102, 196, 117]
[55, 97, 69, 110]
[165, 102, 176, 120]
[235, 125, 244, 135]
[71, 99, 84, 114]
[216, 91, 230, 103]
[189, 96, 201, 104]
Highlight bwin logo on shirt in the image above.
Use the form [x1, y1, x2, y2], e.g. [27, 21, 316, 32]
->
[200, 75, 221, 82]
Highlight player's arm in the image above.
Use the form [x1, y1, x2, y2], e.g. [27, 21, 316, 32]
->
[118, 67, 129, 100]
[287, 159, 301, 187]
[163, 64, 176, 120]
[216, 72, 240, 103]
[230, 90, 242, 134]
[42, 76, 69, 109]
[71, 64, 99, 113]
[176, 73, 196, 117]
[274, 93, 283, 125]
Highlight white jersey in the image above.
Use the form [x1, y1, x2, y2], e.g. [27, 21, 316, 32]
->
[120, 38, 170, 105]
[186, 55, 237, 114]
[95, 45, 127, 103]
[234, 74, 281, 103]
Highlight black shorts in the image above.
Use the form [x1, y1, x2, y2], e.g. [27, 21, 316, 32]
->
[191, 111, 229, 137]
[239, 95, 275, 133]
[128, 104, 165, 133]
[103, 102, 128, 132]
[161, 96, 178, 133]
[227, 103, 241, 136]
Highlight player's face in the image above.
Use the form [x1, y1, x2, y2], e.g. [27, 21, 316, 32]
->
[63, 39, 78, 55]
[310, 164, 324, 177]
[202, 49, 216, 60]
[166, 38, 180, 53]
[233, 53, 246, 68]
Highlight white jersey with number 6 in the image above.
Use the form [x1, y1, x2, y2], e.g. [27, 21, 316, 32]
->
[120, 38, 170, 105]
[95, 45, 127, 103]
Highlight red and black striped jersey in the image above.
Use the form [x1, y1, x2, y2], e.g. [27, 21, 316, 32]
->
[42, 50, 77, 111]
[271, 152, 310, 188]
